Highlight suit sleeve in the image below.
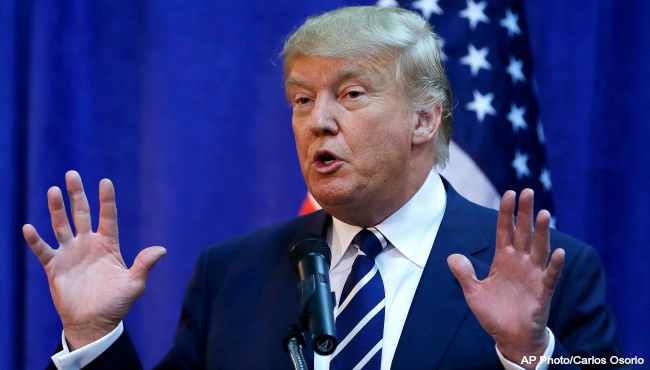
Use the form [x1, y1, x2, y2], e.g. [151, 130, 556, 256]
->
[154, 249, 213, 369]
[548, 244, 624, 369]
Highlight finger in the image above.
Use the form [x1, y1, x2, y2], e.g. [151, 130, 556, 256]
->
[97, 179, 119, 239]
[47, 186, 74, 243]
[65, 170, 92, 234]
[495, 190, 516, 250]
[130, 246, 167, 283]
[530, 209, 551, 266]
[447, 254, 479, 296]
[513, 188, 534, 252]
[22, 224, 55, 266]
[542, 248, 565, 291]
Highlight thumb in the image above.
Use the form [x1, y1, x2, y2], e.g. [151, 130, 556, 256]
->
[130, 246, 167, 282]
[447, 253, 478, 295]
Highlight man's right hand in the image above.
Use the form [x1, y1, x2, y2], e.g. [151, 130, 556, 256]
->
[22, 170, 166, 350]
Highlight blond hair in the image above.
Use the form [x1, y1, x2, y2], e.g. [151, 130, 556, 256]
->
[282, 6, 452, 166]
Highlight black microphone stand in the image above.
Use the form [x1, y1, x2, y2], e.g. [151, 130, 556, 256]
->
[284, 291, 314, 370]
[284, 290, 338, 370]
[284, 324, 308, 370]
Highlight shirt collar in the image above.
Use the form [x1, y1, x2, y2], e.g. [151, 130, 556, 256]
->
[330, 169, 447, 269]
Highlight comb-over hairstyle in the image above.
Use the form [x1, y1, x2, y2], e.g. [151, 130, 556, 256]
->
[282, 6, 453, 166]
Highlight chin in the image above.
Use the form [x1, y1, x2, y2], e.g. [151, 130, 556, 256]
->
[311, 190, 355, 209]
[308, 179, 358, 209]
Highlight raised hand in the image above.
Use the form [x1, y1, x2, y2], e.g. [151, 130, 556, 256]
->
[22, 171, 166, 350]
[447, 189, 565, 369]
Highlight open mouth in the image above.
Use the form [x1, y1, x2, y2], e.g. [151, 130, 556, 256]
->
[317, 152, 337, 165]
[313, 150, 342, 173]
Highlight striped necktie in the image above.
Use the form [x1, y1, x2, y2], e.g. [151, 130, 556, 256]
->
[330, 228, 386, 370]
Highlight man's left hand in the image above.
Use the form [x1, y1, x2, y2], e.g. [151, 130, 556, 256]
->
[447, 189, 565, 369]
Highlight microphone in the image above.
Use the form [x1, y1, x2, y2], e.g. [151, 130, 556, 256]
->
[290, 236, 338, 355]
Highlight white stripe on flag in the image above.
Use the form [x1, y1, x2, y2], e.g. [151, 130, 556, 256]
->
[438, 140, 501, 210]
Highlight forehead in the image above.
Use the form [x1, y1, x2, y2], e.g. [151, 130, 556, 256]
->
[284, 55, 390, 89]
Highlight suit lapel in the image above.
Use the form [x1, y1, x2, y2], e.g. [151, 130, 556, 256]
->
[391, 182, 492, 370]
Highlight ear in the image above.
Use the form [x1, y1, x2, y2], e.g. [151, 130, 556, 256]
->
[412, 104, 442, 145]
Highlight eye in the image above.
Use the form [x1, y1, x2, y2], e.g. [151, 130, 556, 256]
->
[346, 90, 364, 99]
[294, 96, 312, 105]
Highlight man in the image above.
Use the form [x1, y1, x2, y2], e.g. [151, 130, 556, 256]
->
[23, 6, 620, 370]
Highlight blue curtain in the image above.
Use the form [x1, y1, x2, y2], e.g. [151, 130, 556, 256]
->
[1, 1, 648, 369]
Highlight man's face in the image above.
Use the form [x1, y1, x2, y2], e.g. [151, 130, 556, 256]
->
[285, 55, 420, 224]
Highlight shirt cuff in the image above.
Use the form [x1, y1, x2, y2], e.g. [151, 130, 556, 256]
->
[51, 321, 124, 370]
[495, 327, 555, 370]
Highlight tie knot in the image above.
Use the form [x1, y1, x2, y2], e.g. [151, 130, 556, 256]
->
[353, 229, 384, 261]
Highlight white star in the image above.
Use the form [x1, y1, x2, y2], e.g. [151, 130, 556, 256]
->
[550, 217, 557, 229]
[461, 44, 491, 76]
[537, 120, 546, 143]
[507, 104, 528, 131]
[412, 0, 443, 19]
[499, 9, 521, 37]
[511, 150, 530, 179]
[376, 0, 399, 7]
[459, 0, 489, 30]
[506, 56, 525, 83]
[466, 89, 496, 122]
[539, 168, 552, 191]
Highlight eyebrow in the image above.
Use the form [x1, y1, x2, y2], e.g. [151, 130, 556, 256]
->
[285, 67, 383, 98]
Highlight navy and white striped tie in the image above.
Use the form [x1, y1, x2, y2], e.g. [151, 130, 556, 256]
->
[330, 228, 386, 370]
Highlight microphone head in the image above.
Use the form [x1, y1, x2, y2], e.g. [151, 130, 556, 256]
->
[290, 236, 331, 267]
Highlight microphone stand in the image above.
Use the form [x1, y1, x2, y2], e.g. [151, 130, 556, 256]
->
[284, 288, 318, 370]
[284, 290, 338, 370]
[284, 324, 308, 370]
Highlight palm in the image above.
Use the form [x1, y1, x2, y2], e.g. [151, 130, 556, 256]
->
[463, 244, 550, 343]
[447, 189, 564, 365]
[23, 171, 166, 348]
[46, 233, 134, 327]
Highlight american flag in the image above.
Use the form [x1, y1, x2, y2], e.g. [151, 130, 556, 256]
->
[302, 0, 555, 222]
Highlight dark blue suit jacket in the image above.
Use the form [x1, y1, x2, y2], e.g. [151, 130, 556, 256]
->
[52, 181, 622, 369]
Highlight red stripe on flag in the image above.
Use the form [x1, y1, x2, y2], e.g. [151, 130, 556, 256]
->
[299, 193, 321, 215]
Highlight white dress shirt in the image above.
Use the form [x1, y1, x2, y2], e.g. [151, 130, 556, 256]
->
[53, 169, 553, 370]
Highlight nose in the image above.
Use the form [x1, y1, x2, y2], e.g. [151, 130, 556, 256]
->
[309, 95, 340, 136]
